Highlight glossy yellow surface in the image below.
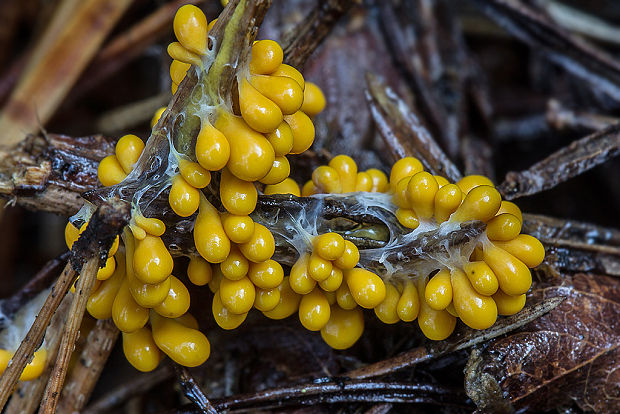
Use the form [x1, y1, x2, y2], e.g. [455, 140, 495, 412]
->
[434, 184, 462, 223]
[434, 175, 450, 188]
[134, 215, 166, 237]
[221, 213, 255, 244]
[238, 223, 275, 263]
[389, 157, 423, 192]
[301, 82, 326, 117]
[483, 242, 532, 296]
[212, 292, 247, 329]
[169, 175, 200, 217]
[451, 269, 497, 330]
[122, 327, 161, 372]
[334, 240, 359, 270]
[195, 122, 230, 171]
[254, 286, 280, 311]
[393, 177, 412, 209]
[262, 277, 301, 319]
[220, 245, 249, 281]
[264, 177, 301, 196]
[219, 276, 255, 314]
[115, 134, 144, 174]
[175, 312, 199, 329]
[312, 166, 341, 193]
[150, 106, 166, 128]
[397, 280, 420, 322]
[251, 74, 304, 115]
[493, 290, 526, 315]
[366, 168, 389, 192]
[374, 282, 400, 324]
[289, 253, 316, 294]
[417, 298, 456, 340]
[167, 41, 202, 66]
[336, 282, 357, 310]
[308, 252, 333, 282]
[451, 185, 501, 223]
[301, 180, 318, 196]
[0, 348, 47, 381]
[133, 235, 173, 284]
[456, 175, 494, 194]
[319, 266, 343, 292]
[154, 275, 191, 318]
[194, 197, 231, 263]
[355, 172, 373, 192]
[329, 155, 357, 193]
[463, 261, 499, 296]
[298, 288, 331, 331]
[259, 156, 290, 185]
[493, 234, 545, 268]
[407, 171, 439, 219]
[215, 112, 275, 181]
[284, 111, 315, 154]
[170, 59, 190, 85]
[424, 270, 453, 311]
[320, 306, 364, 350]
[64, 221, 84, 250]
[497, 200, 523, 223]
[248, 259, 283, 289]
[128, 273, 171, 309]
[395, 208, 420, 229]
[151, 313, 210, 367]
[345, 268, 386, 309]
[265, 121, 294, 156]
[249, 39, 283, 75]
[112, 280, 149, 332]
[98, 155, 127, 186]
[173, 5, 208, 55]
[239, 77, 283, 133]
[179, 159, 211, 189]
[187, 256, 212, 286]
[271, 63, 305, 89]
[314, 233, 345, 261]
[129, 221, 147, 240]
[208, 267, 223, 293]
[97, 256, 116, 281]
[87, 261, 125, 319]
[220, 168, 257, 215]
[486, 213, 522, 241]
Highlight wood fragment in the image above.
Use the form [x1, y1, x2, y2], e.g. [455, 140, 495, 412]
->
[282, 0, 355, 69]
[174, 365, 218, 414]
[0, 0, 133, 147]
[0, 262, 77, 410]
[82, 365, 173, 414]
[56, 319, 120, 414]
[39, 256, 99, 414]
[545, 99, 618, 132]
[498, 123, 620, 199]
[4, 291, 73, 414]
[345, 296, 564, 379]
[471, 0, 620, 103]
[365, 72, 462, 181]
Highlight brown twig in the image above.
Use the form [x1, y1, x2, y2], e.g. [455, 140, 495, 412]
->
[174, 365, 218, 414]
[39, 256, 99, 413]
[365, 72, 462, 182]
[0, 262, 77, 410]
[56, 319, 120, 413]
[345, 296, 564, 379]
[282, 0, 355, 69]
[498, 122, 620, 199]
[3, 291, 73, 414]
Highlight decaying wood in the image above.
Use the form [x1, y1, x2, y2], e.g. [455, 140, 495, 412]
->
[0, 262, 77, 410]
[39, 256, 99, 413]
[0, 0, 133, 147]
[4, 291, 73, 414]
[346, 296, 564, 380]
[498, 123, 620, 199]
[56, 319, 120, 414]
[175, 365, 218, 414]
[365, 72, 462, 182]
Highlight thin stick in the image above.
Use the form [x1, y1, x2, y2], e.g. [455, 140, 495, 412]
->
[0, 262, 77, 410]
[175, 365, 218, 414]
[56, 319, 120, 414]
[39, 256, 99, 414]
